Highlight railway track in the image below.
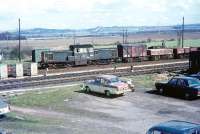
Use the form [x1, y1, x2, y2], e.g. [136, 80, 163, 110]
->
[0, 61, 189, 91]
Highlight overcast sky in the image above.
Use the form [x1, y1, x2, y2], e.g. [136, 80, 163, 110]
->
[0, 0, 200, 31]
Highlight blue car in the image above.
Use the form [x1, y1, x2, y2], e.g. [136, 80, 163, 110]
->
[0, 129, 7, 134]
[147, 120, 200, 134]
[189, 74, 200, 81]
[155, 76, 200, 99]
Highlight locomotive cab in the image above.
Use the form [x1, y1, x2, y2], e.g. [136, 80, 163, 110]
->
[69, 44, 94, 66]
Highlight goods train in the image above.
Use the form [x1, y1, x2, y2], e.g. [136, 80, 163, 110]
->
[32, 43, 200, 68]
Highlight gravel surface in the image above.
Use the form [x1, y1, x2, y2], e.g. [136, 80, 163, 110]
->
[2, 87, 199, 134]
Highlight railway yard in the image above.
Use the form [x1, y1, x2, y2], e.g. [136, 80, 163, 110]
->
[1, 0, 200, 133]
[0, 57, 200, 134]
[0, 43, 200, 134]
[0, 73, 199, 134]
[0, 36, 200, 134]
[0, 60, 188, 91]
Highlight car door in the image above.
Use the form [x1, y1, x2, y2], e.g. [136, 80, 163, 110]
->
[165, 78, 178, 94]
[98, 78, 108, 94]
[176, 79, 187, 96]
[89, 78, 101, 92]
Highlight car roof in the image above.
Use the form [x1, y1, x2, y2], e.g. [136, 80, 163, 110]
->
[172, 76, 199, 80]
[96, 75, 118, 80]
[149, 120, 200, 134]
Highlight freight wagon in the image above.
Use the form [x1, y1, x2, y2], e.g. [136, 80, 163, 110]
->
[147, 49, 173, 61]
[117, 44, 147, 62]
[94, 48, 118, 64]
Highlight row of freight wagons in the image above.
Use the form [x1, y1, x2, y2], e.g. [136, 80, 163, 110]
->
[0, 63, 38, 79]
[118, 44, 199, 61]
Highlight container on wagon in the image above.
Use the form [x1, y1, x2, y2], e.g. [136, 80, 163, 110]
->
[23, 62, 38, 76]
[0, 64, 8, 79]
[8, 63, 23, 78]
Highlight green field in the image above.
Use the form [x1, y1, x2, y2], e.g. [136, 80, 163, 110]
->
[147, 39, 200, 48]
[94, 39, 200, 48]
[1, 85, 79, 134]
[9, 85, 79, 109]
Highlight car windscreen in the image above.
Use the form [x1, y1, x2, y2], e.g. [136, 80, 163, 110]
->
[188, 79, 200, 86]
[109, 77, 119, 83]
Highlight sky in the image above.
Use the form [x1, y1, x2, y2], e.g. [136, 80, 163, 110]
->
[0, 0, 200, 31]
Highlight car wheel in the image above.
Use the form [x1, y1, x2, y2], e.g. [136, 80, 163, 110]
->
[85, 87, 90, 93]
[105, 91, 111, 97]
[184, 93, 191, 100]
[159, 88, 164, 94]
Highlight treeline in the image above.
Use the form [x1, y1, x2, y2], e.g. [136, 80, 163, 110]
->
[0, 32, 26, 40]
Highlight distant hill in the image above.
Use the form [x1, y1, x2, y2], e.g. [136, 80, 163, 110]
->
[0, 32, 26, 40]
[1, 24, 200, 39]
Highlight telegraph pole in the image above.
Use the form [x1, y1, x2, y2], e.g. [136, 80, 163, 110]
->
[122, 29, 125, 44]
[18, 18, 21, 62]
[125, 29, 128, 44]
[73, 31, 76, 45]
[182, 17, 184, 48]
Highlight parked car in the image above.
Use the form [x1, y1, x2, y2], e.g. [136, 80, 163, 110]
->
[189, 73, 200, 80]
[0, 129, 6, 134]
[155, 76, 200, 99]
[0, 99, 10, 117]
[147, 120, 200, 134]
[82, 75, 132, 97]
[119, 77, 135, 91]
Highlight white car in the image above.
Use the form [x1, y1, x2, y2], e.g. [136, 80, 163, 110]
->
[0, 99, 10, 117]
[82, 75, 133, 97]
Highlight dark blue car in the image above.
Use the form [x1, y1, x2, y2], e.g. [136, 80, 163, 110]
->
[147, 120, 200, 134]
[155, 76, 200, 99]
[189, 74, 200, 81]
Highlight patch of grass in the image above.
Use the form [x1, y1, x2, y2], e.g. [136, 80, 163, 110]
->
[1, 112, 64, 134]
[147, 39, 200, 48]
[125, 73, 169, 90]
[128, 75, 155, 88]
[9, 85, 79, 109]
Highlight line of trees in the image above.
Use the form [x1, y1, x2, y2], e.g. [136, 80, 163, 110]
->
[0, 32, 26, 40]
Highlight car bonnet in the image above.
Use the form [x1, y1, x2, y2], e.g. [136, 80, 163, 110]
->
[110, 82, 128, 88]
